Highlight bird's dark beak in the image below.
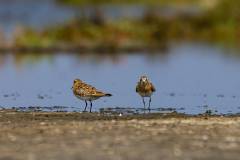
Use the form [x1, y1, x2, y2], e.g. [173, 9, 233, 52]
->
[71, 87, 73, 90]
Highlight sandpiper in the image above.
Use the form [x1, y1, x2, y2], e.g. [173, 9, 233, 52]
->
[72, 79, 112, 112]
[136, 76, 156, 110]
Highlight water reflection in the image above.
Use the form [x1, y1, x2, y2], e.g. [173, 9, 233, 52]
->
[0, 42, 240, 115]
[2, 49, 169, 68]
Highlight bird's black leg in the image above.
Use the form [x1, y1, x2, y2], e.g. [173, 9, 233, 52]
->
[84, 100, 88, 112]
[142, 97, 146, 109]
[89, 101, 93, 113]
[148, 96, 152, 112]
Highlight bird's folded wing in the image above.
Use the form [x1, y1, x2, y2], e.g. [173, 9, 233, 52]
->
[151, 83, 156, 92]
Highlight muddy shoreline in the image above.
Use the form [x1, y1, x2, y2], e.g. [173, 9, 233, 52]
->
[0, 110, 240, 160]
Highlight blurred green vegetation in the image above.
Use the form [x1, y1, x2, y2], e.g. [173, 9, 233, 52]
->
[13, 0, 240, 49]
[58, 0, 201, 6]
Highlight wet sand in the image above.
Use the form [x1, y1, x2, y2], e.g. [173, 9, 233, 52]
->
[0, 110, 240, 160]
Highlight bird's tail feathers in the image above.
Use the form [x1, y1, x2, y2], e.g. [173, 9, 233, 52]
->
[104, 93, 112, 97]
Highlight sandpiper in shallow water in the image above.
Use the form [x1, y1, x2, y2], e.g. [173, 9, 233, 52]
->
[72, 79, 112, 112]
[136, 76, 156, 110]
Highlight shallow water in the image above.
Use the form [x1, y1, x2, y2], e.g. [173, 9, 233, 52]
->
[1, 42, 240, 114]
[0, 0, 77, 37]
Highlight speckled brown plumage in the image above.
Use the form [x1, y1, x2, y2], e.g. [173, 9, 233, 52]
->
[136, 76, 156, 109]
[72, 79, 112, 112]
[136, 81, 155, 97]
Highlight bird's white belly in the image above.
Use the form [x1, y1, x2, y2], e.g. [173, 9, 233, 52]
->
[76, 95, 99, 101]
[139, 92, 153, 97]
